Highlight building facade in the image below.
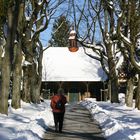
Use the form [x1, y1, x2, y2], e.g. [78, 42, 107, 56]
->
[41, 47, 107, 102]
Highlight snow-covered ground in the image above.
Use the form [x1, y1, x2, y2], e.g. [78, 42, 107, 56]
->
[81, 98, 140, 140]
[0, 97, 140, 140]
[0, 100, 54, 140]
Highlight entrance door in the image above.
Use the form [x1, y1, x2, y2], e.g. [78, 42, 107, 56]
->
[69, 93, 79, 102]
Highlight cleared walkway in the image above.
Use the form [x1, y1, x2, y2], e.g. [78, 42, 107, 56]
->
[43, 103, 106, 140]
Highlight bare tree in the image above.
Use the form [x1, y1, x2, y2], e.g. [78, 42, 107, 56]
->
[69, 0, 120, 102]
[21, 0, 66, 104]
[117, 0, 140, 108]
[0, 0, 66, 114]
[0, 0, 21, 114]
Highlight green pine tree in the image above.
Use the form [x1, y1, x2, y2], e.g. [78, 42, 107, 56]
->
[49, 16, 71, 47]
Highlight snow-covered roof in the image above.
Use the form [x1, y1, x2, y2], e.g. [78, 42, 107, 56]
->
[42, 47, 107, 81]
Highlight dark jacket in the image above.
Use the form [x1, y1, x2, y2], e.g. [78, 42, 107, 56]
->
[50, 94, 67, 113]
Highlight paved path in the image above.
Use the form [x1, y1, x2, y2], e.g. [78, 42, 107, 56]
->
[43, 103, 106, 140]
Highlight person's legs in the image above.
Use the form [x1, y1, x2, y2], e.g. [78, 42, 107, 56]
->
[53, 112, 59, 132]
[58, 112, 65, 133]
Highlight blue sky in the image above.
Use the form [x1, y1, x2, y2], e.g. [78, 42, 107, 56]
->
[39, 0, 84, 47]
[40, 0, 102, 47]
[40, 25, 52, 47]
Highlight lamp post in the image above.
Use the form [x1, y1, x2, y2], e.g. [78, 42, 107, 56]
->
[68, 26, 78, 52]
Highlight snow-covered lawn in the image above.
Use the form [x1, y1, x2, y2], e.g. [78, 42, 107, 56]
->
[0, 98, 140, 140]
[81, 98, 140, 140]
[0, 100, 54, 140]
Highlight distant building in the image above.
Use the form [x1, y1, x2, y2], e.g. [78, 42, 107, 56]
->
[41, 47, 107, 102]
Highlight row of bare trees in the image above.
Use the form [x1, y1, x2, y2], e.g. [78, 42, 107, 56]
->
[68, 0, 140, 109]
[0, 0, 66, 115]
[0, 0, 140, 115]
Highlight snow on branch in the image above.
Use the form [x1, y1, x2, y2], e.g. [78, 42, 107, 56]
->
[120, 33, 132, 47]
[1, 46, 5, 58]
[38, 0, 47, 6]
[34, 14, 46, 23]
[78, 38, 108, 61]
[22, 60, 32, 66]
[32, 17, 48, 40]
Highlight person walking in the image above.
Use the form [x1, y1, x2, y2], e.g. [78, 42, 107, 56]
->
[50, 88, 67, 133]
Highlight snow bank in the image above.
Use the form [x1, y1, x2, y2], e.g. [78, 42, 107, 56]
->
[0, 100, 54, 140]
[81, 98, 140, 140]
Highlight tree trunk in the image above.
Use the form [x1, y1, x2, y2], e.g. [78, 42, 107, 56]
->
[30, 62, 40, 103]
[30, 41, 43, 104]
[22, 65, 31, 103]
[106, 43, 119, 103]
[32, 41, 43, 103]
[111, 77, 119, 103]
[21, 30, 32, 103]
[11, 44, 22, 109]
[108, 80, 111, 101]
[135, 75, 140, 110]
[38, 43, 43, 99]
[0, 30, 12, 115]
[0, 45, 10, 114]
[0, 5, 15, 114]
[0, 39, 3, 84]
[125, 77, 134, 107]
[0, 1, 21, 114]
[11, 1, 24, 108]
